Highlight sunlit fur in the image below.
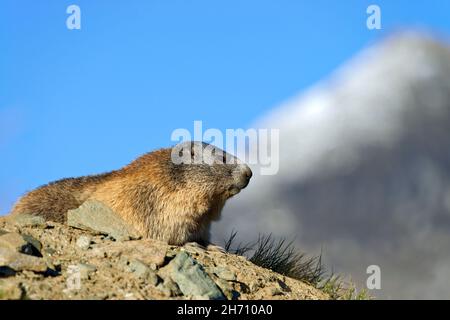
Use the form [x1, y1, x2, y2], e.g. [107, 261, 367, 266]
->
[10, 142, 252, 245]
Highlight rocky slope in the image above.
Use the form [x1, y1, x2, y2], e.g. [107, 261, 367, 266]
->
[0, 211, 327, 300]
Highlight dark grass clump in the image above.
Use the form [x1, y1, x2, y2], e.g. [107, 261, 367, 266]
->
[223, 230, 371, 300]
[224, 231, 325, 286]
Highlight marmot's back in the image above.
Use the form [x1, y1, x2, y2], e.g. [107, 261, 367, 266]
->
[11, 172, 115, 223]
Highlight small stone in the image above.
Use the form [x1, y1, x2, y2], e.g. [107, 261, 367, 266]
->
[206, 244, 226, 253]
[156, 278, 182, 297]
[0, 233, 28, 252]
[91, 240, 167, 268]
[209, 266, 236, 281]
[44, 247, 56, 255]
[43, 256, 58, 274]
[159, 251, 225, 300]
[22, 235, 42, 252]
[155, 283, 171, 297]
[268, 287, 284, 296]
[119, 256, 159, 285]
[67, 200, 141, 241]
[9, 214, 46, 228]
[76, 263, 97, 279]
[183, 242, 206, 255]
[0, 280, 23, 300]
[275, 279, 291, 292]
[96, 293, 110, 300]
[127, 259, 149, 278]
[147, 270, 160, 286]
[100, 261, 113, 269]
[124, 292, 136, 300]
[215, 278, 240, 300]
[0, 248, 47, 273]
[249, 280, 262, 292]
[0, 233, 42, 257]
[76, 235, 92, 250]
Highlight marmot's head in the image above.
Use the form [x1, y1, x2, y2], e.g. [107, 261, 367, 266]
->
[170, 141, 252, 200]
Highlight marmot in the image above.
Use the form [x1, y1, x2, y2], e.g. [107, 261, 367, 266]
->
[10, 141, 252, 245]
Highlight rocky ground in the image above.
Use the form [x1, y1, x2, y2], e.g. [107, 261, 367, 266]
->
[0, 203, 328, 300]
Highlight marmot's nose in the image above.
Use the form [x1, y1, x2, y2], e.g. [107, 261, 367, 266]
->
[235, 164, 252, 189]
[242, 165, 252, 182]
[244, 166, 252, 180]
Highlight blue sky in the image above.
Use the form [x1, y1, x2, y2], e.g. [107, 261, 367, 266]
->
[2, 0, 450, 213]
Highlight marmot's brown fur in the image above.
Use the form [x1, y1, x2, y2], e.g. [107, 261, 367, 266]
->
[10, 142, 252, 245]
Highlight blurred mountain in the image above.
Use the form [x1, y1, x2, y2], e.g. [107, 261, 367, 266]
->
[212, 32, 450, 299]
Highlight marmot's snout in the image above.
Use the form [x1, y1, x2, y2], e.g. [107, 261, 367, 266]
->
[230, 163, 252, 195]
[238, 164, 252, 188]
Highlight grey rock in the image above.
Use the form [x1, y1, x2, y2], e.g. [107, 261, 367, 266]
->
[161, 251, 225, 300]
[183, 242, 206, 255]
[44, 247, 56, 255]
[129, 259, 149, 277]
[9, 214, 46, 228]
[21, 235, 42, 256]
[214, 278, 240, 300]
[155, 283, 170, 297]
[209, 266, 236, 281]
[92, 240, 167, 267]
[275, 279, 291, 292]
[147, 270, 160, 287]
[0, 248, 47, 273]
[67, 200, 141, 241]
[248, 280, 263, 292]
[126, 259, 148, 277]
[268, 287, 284, 296]
[42, 256, 58, 274]
[76, 263, 97, 279]
[119, 257, 159, 285]
[206, 244, 226, 253]
[0, 233, 28, 252]
[76, 235, 92, 250]
[156, 278, 182, 297]
[0, 233, 42, 257]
